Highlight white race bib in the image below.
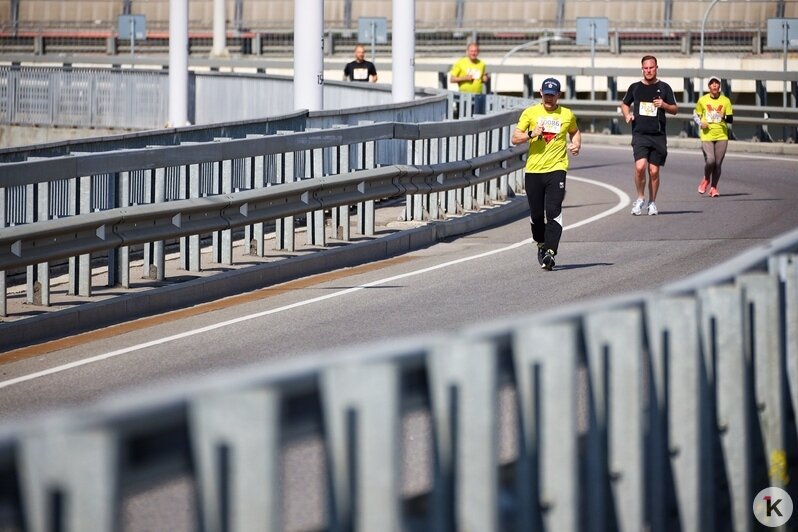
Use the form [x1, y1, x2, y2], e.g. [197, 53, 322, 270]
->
[540, 117, 562, 134]
[639, 101, 658, 117]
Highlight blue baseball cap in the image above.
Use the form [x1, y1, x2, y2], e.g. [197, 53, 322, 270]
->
[541, 78, 561, 95]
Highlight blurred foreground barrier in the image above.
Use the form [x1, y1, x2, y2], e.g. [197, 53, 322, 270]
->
[0, 227, 796, 531]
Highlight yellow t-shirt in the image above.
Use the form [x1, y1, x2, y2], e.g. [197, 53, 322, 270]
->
[695, 93, 733, 141]
[516, 104, 578, 173]
[450, 57, 486, 94]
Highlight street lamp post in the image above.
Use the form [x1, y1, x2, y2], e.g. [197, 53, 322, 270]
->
[493, 34, 570, 94]
[699, 0, 725, 89]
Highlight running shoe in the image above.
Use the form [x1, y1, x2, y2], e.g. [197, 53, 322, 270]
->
[631, 198, 645, 216]
[698, 178, 710, 194]
[541, 249, 556, 271]
[709, 187, 719, 197]
[536, 244, 546, 266]
[647, 202, 658, 215]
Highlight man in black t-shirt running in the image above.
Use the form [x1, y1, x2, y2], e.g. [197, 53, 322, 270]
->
[620, 55, 678, 216]
[343, 44, 378, 83]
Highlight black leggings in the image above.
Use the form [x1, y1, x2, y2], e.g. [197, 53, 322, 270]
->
[525, 170, 566, 254]
[702, 140, 728, 187]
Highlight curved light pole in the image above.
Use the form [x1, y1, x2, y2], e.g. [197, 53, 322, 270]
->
[699, 0, 725, 89]
[493, 34, 571, 94]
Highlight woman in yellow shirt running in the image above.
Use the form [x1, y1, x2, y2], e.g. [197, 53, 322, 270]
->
[694, 75, 734, 197]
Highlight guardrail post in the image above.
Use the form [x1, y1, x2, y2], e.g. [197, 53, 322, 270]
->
[357, 122, 376, 236]
[190, 388, 282, 532]
[213, 138, 234, 266]
[445, 134, 461, 215]
[19, 428, 118, 532]
[27, 180, 50, 306]
[513, 320, 579, 531]
[682, 77, 697, 138]
[331, 127, 352, 241]
[151, 167, 167, 279]
[646, 295, 712, 531]
[187, 162, 203, 271]
[463, 132, 475, 211]
[112, 170, 132, 287]
[321, 360, 401, 532]
[488, 128, 501, 201]
[307, 141, 326, 246]
[408, 138, 428, 222]
[475, 130, 488, 207]
[429, 137, 443, 220]
[699, 284, 752, 531]
[274, 132, 296, 252]
[583, 306, 645, 532]
[739, 272, 788, 488]
[245, 135, 267, 256]
[77, 173, 95, 293]
[428, 338, 498, 532]
[755, 80, 773, 142]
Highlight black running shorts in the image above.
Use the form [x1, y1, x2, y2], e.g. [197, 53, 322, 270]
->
[631, 134, 668, 166]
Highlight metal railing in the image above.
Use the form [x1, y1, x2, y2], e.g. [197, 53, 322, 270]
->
[0, 221, 795, 531]
[2, 60, 797, 142]
[0, 107, 522, 324]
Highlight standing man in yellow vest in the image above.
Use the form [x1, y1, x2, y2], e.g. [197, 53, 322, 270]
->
[449, 42, 489, 114]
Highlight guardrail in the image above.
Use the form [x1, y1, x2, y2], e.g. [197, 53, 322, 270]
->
[0, 222, 795, 531]
[0, 109, 523, 320]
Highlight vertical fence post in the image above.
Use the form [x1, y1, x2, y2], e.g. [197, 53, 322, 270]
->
[428, 338, 499, 532]
[190, 388, 282, 532]
[583, 306, 646, 532]
[19, 429, 118, 532]
[513, 319, 579, 531]
[322, 360, 401, 532]
[699, 285, 752, 532]
[646, 295, 712, 531]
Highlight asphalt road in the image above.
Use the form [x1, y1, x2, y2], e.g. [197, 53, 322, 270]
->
[1, 141, 797, 531]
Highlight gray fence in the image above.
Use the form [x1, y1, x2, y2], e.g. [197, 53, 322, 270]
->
[2, 61, 797, 142]
[0, 108, 521, 322]
[0, 224, 796, 531]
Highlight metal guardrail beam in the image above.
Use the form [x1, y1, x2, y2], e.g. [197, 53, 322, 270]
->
[0, 147, 527, 272]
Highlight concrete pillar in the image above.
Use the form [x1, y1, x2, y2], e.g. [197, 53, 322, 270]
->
[210, 0, 229, 57]
[294, 0, 324, 111]
[169, 0, 189, 127]
[392, 0, 415, 103]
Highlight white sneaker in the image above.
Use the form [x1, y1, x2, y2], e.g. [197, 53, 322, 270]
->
[647, 201, 658, 215]
[631, 198, 645, 216]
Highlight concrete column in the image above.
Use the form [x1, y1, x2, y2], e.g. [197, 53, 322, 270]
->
[169, 0, 189, 127]
[210, 0, 229, 57]
[294, 0, 324, 111]
[392, 0, 415, 103]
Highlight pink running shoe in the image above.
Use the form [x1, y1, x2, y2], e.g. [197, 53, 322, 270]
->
[709, 186, 719, 197]
[698, 178, 709, 194]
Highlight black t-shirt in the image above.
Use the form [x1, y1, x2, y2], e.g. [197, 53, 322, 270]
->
[343, 60, 377, 82]
[622, 80, 676, 135]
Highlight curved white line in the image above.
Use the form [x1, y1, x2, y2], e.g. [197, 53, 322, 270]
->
[0, 175, 630, 389]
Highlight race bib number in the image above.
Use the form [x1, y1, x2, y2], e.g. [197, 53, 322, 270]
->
[639, 101, 658, 117]
[706, 110, 722, 123]
[539, 117, 562, 134]
[467, 68, 481, 80]
[352, 67, 369, 80]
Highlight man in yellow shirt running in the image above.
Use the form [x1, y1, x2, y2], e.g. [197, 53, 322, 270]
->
[694, 75, 733, 197]
[511, 78, 581, 271]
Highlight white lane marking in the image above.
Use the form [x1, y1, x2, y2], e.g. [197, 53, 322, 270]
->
[0, 176, 629, 389]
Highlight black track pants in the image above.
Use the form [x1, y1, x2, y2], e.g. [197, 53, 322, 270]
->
[525, 170, 566, 254]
